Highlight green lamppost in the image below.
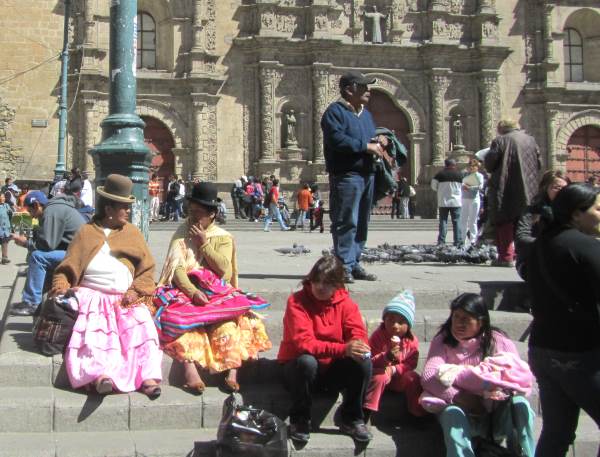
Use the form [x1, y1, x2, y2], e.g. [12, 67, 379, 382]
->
[90, 0, 151, 238]
[54, 0, 71, 180]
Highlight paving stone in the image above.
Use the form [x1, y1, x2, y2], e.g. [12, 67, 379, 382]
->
[54, 431, 135, 457]
[53, 388, 130, 433]
[0, 433, 55, 457]
[0, 387, 53, 433]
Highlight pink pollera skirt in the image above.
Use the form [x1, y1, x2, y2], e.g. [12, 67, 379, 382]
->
[65, 287, 163, 392]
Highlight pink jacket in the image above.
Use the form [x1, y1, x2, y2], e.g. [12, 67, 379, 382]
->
[420, 331, 534, 412]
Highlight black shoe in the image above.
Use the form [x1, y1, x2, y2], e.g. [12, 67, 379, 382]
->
[352, 266, 377, 281]
[289, 420, 311, 443]
[343, 271, 355, 284]
[339, 420, 373, 442]
[10, 302, 38, 316]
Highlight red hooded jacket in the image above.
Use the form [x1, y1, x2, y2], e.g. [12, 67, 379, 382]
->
[277, 285, 368, 367]
[369, 324, 419, 375]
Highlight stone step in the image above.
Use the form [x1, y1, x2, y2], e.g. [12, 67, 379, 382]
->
[0, 415, 598, 457]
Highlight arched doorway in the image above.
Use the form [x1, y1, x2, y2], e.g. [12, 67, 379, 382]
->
[566, 125, 600, 183]
[367, 89, 412, 214]
[142, 116, 175, 203]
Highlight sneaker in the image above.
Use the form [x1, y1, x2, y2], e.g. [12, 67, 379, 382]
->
[352, 266, 377, 281]
[10, 302, 38, 316]
[263, 228, 270, 232]
[1, 257, 10, 265]
[281, 227, 291, 231]
[289, 420, 311, 443]
[343, 270, 355, 284]
[339, 420, 372, 442]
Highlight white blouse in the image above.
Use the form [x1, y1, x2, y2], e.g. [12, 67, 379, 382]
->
[79, 229, 133, 293]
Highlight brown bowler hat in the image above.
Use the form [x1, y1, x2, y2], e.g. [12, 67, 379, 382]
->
[96, 174, 136, 204]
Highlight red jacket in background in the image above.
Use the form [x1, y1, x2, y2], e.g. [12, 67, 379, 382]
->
[369, 324, 419, 376]
[277, 285, 368, 367]
[296, 189, 313, 211]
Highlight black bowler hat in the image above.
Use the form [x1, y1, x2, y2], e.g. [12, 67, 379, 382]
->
[188, 182, 218, 208]
[339, 70, 376, 89]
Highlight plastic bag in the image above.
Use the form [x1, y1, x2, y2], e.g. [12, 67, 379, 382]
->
[216, 393, 288, 457]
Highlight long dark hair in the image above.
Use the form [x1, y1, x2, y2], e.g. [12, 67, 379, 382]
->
[437, 293, 505, 358]
[541, 183, 600, 231]
[303, 255, 346, 290]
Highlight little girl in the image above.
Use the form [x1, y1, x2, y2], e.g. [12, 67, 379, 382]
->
[0, 192, 12, 264]
[363, 289, 426, 419]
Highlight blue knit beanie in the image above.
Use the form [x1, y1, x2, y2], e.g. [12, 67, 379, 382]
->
[382, 289, 415, 328]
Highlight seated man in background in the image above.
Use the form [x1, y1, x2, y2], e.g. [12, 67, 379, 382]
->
[10, 190, 85, 316]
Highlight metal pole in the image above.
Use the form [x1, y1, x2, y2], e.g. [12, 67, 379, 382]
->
[55, 0, 71, 180]
[91, 0, 152, 238]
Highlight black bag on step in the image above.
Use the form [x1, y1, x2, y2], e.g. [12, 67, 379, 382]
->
[32, 292, 78, 356]
[216, 393, 288, 457]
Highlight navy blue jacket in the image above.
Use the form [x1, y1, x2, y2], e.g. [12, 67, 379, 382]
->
[321, 101, 377, 175]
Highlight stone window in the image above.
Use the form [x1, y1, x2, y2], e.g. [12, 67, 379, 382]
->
[564, 28, 583, 82]
[137, 12, 156, 70]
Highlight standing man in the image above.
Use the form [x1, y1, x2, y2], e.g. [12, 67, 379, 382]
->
[484, 119, 540, 266]
[148, 173, 161, 222]
[321, 70, 386, 283]
[80, 171, 94, 208]
[431, 158, 463, 247]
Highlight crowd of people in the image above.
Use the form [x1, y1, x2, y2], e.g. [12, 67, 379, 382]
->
[0, 69, 599, 456]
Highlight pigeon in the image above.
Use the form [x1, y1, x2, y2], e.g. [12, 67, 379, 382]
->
[358, 243, 499, 265]
[275, 243, 311, 256]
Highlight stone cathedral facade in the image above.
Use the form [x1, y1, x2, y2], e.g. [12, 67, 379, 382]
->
[1, 1, 600, 214]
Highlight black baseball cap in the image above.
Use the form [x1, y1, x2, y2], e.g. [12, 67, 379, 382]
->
[339, 70, 376, 89]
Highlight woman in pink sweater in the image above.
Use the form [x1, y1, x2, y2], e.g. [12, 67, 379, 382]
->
[420, 293, 535, 457]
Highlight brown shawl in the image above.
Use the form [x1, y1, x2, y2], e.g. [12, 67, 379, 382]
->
[52, 221, 156, 296]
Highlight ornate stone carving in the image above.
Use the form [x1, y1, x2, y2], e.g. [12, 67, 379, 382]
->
[260, 66, 282, 161]
[283, 109, 299, 148]
[449, 0, 464, 15]
[429, 72, 451, 166]
[545, 104, 560, 169]
[312, 65, 329, 163]
[192, 97, 218, 181]
[482, 21, 498, 39]
[276, 14, 297, 34]
[479, 72, 500, 147]
[206, 0, 216, 51]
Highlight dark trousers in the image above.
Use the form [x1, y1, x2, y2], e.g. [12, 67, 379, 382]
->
[391, 198, 401, 219]
[283, 354, 372, 425]
[529, 346, 600, 457]
[231, 191, 241, 218]
[437, 206, 462, 246]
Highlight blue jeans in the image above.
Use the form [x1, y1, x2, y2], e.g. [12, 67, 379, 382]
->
[295, 209, 307, 229]
[529, 346, 600, 457]
[438, 397, 535, 457]
[22, 250, 66, 306]
[264, 203, 288, 230]
[438, 206, 462, 246]
[329, 172, 374, 273]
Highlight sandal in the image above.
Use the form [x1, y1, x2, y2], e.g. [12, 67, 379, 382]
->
[141, 381, 162, 399]
[95, 377, 114, 395]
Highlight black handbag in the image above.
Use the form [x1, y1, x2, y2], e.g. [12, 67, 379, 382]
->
[32, 292, 78, 356]
[216, 393, 288, 457]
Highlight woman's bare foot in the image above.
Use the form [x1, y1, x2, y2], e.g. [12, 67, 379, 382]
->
[141, 379, 161, 399]
[182, 361, 205, 394]
[224, 368, 240, 392]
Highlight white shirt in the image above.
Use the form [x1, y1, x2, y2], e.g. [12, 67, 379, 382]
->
[80, 229, 133, 293]
[80, 179, 94, 207]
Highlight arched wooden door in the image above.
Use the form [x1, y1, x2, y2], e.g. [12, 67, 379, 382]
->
[566, 125, 600, 183]
[367, 89, 412, 214]
[142, 116, 175, 203]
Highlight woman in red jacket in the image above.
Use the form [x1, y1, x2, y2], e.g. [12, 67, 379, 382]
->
[278, 255, 372, 444]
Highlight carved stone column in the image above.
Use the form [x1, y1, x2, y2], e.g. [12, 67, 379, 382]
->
[192, 0, 206, 50]
[545, 103, 560, 170]
[312, 64, 330, 164]
[478, 0, 496, 14]
[83, 0, 95, 46]
[429, 71, 450, 166]
[479, 71, 500, 147]
[543, 4, 554, 62]
[408, 132, 426, 185]
[259, 64, 281, 161]
[81, 98, 96, 173]
[192, 95, 219, 181]
[429, 0, 448, 12]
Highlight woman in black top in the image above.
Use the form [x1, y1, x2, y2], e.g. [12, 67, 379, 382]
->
[527, 183, 600, 457]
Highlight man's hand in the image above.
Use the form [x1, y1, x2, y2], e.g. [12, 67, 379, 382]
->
[376, 135, 389, 148]
[11, 233, 28, 247]
[345, 339, 371, 362]
[189, 224, 208, 247]
[366, 142, 383, 158]
[192, 290, 209, 306]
